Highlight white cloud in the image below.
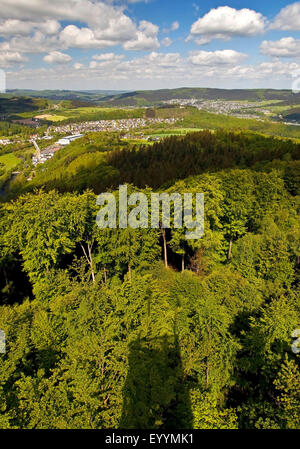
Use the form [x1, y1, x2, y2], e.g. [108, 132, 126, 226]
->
[171, 21, 180, 31]
[59, 25, 115, 49]
[260, 37, 300, 58]
[147, 52, 182, 67]
[163, 21, 179, 33]
[0, 19, 61, 37]
[1, 0, 299, 89]
[90, 52, 124, 68]
[74, 62, 84, 70]
[0, 51, 27, 67]
[7, 53, 300, 90]
[44, 51, 72, 64]
[0, 20, 35, 36]
[271, 2, 300, 30]
[188, 49, 248, 65]
[162, 37, 172, 47]
[92, 53, 124, 61]
[39, 20, 61, 36]
[123, 21, 160, 51]
[0, 31, 59, 54]
[0, 0, 159, 52]
[189, 6, 266, 44]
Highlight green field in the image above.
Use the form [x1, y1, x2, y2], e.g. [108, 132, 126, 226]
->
[34, 114, 68, 122]
[0, 153, 21, 171]
[0, 152, 22, 189]
[15, 105, 145, 123]
[146, 128, 204, 137]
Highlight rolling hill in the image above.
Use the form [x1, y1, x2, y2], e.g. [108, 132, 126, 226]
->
[98, 88, 300, 107]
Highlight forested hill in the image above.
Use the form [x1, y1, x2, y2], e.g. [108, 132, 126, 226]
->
[99, 88, 300, 106]
[6, 88, 300, 106]
[6, 89, 129, 102]
[0, 95, 48, 115]
[14, 130, 300, 195]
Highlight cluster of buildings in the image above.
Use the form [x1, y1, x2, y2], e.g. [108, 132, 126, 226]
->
[26, 116, 181, 167]
[12, 118, 41, 128]
[32, 134, 84, 166]
[0, 134, 53, 148]
[49, 117, 178, 135]
[32, 145, 61, 166]
[163, 99, 272, 120]
[0, 138, 11, 146]
[57, 134, 84, 145]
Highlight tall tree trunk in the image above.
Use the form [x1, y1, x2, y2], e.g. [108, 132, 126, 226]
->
[103, 268, 107, 284]
[3, 268, 10, 294]
[88, 243, 95, 283]
[206, 323, 212, 390]
[162, 229, 168, 268]
[228, 238, 233, 260]
[181, 253, 185, 272]
[128, 263, 132, 282]
[80, 241, 95, 283]
[205, 361, 210, 390]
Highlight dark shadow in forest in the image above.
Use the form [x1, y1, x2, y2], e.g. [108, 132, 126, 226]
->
[120, 335, 193, 429]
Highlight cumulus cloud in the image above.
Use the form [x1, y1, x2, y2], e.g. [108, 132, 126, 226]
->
[40, 20, 61, 35]
[90, 53, 124, 68]
[92, 53, 124, 61]
[260, 37, 300, 58]
[44, 51, 72, 64]
[123, 21, 160, 51]
[7, 51, 300, 91]
[188, 49, 248, 65]
[271, 2, 300, 30]
[0, 30, 60, 54]
[171, 21, 180, 31]
[0, 20, 36, 36]
[189, 6, 266, 44]
[0, 51, 27, 67]
[0, 0, 162, 69]
[1, 0, 299, 88]
[0, 31, 60, 54]
[0, 0, 159, 52]
[162, 37, 172, 47]
[147, 52, 182, 67]
[0, 19, 61, 37]
[59, 25, 115, 49]
[74, 62, 84, 70]
[163, 21, 179, 33]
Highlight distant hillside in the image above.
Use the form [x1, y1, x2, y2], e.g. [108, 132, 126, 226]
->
[5, 87, 300, 108]
[99, 88, 300, 106]
[7, 89, 129, 103]
[282, 106, 300, 123]
[0, 95, 48, 116]
[7, 88, 300, 107]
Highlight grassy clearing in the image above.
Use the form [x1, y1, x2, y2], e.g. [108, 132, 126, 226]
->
[0, 153, 21, 171]
[35, 114, 68, 122]
[145, 128, 204, 137]
[0, 152, 22, 187]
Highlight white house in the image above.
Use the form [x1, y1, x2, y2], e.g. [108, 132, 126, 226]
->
[57, 134, 84, 146]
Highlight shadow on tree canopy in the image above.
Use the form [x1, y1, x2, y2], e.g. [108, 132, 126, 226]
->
[120, 335, 193, 429]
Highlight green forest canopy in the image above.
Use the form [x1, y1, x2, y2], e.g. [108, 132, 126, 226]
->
[0, 129, 299, 429]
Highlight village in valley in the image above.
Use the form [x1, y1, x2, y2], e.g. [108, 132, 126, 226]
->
[30, 117, 179, 166]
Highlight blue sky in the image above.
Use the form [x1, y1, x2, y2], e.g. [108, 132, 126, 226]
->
[1, 0, 300, 90]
